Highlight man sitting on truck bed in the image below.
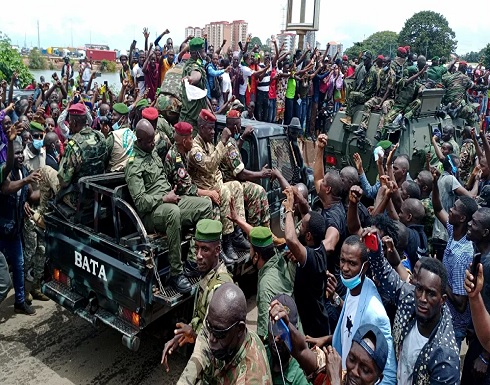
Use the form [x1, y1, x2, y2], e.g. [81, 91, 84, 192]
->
[125, 119, 212, 295]
[33, 103, 107, 229]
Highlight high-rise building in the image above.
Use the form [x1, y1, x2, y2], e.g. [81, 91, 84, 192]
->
[203, 21, 232, 53]
[327, 41, 343, 58]
[185, 27, 203, 39]
[304, 31, 316, 50]
[231, 20, 248, 51]
[277, 30, 296, 53]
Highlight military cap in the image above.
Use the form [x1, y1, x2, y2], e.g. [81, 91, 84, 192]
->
[362, 51, 373, 60]
[352, 324, 389, 373]
[376, 140, 392, 150]
[271, 293, 299, 327]
[199, 109, 216, 122]
[407, 65, 418, 76]
[342, 55, 348, 61]
[135, 98, 149, 109]
[29, 121, 45, 132]
[459, 61, 468, 68]
[175, 121, 192, 136]
[376, 54, 384, 61]
[226, 109, 241, 119]
[156, 94, 182, 113]
[397, 47, 407, 56]
[68, 103, 86, 116]
[189, 37, 205, 52]
[195, 219, 222, 242]
[404, 46, 411, 52]
[432, 56, 440, 62]
[113, 102, 129, 115]
[250, 226, 273, 248]
[142, 107, 158, 121]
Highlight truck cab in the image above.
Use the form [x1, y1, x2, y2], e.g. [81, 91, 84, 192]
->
[42, 116, 312, 350]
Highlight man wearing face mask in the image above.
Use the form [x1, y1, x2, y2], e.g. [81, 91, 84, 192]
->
[43, 132, 61, 171]
[104, 103, 135, 172]
[179, 38, 208, 135]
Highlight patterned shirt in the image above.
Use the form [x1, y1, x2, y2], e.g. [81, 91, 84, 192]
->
[163, 143, 198, 196]
[188, 134, 226, 190]
[443, 222, 474, 332]
[220, 138, 245, 183]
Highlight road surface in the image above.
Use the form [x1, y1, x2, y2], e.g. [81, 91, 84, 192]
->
[0, 292, 258, 385]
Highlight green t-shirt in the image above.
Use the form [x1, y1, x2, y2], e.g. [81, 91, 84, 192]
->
[285, 76, 297, 99]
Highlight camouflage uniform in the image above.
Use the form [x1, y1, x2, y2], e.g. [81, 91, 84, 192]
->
[125, 144, 212, 276]
[154, 126, 172, 162]
[220, 138, 270, 227]
[390, 57, 406, 83]
[163, 143, 198, 196]
[441, 71, 479, 126]
[161, 63, 184, 101]
[345, 65, 379, 118]
[38, 126, 107, 214]
[179, 59, 207, 135]
[360, 68, 396, 130]
[156, 93, 182, 142]
[459, 139, 477, 186]
[420, 197, 435, 255]
[178, 328, 272, 385]
[188, 134, 245, 236]
[384, 78, 420, 124]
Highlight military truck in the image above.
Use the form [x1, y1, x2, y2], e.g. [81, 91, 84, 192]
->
[324, 84, 464, 183]
[42, 117, 314, 351]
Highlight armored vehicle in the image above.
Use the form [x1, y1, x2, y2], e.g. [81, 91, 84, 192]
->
[42, 117, 314, 351]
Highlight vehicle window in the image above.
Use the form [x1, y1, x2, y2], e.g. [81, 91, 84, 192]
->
[240, 139, 251, 170]
[269, 137, 297, 188]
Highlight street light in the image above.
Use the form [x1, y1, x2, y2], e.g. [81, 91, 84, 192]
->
[285, 0, 321, 50]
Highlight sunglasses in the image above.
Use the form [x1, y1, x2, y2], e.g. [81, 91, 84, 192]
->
[206, 319, 242, 340]
[32, 133, 45, 139]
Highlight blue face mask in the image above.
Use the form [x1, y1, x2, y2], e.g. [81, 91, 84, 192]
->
[33, 139, 44, 150]
[340, 262, 366, 290]
[234, 133, 240, 140]
[383, 65, 389, 72]
[112, 121, 120, 131]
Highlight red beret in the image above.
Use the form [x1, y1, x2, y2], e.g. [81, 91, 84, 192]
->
[226, 109, 241, 119]
[68, 103, 86, 116]
[142, 107, 158, 121]
[377, 55, 384, 61]
[397, 47, 407, 56]
[342, 55, 348, 60]
[404, 46, 410, 51]
[199, 109, 216, 122]
[174, 122, 192, 136]
[459, 61, 468, 67]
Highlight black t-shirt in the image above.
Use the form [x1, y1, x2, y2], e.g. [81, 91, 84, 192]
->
[405, 224, 428, 271]
[294, 244, 330, 338]
[344, 201, 372, 233]
[46, 154, 59, 171]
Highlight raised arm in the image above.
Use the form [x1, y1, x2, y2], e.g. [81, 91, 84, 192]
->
[284, 188, 307, 266]
[314, 134, 327, 194]
[347, 186, 363, 236]
[431, 136, 445, 161]
[431, 169, 449, 226]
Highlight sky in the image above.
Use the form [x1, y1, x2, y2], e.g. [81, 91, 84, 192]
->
[1, 0, 488, 55]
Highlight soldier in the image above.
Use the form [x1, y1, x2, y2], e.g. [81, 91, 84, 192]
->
[179, 283, 272, 384]
[125, 119, 212, 294]
[221, 110, 271, 227]
[156, 93, 181, 142]
[390, 46, 408, 83]
[161, 219, 233, 375]
[340, 51, 379, 126]
[179, 37, 208, 135]
[105, 102, 135, 172]
[355, 56, 396, 137]
[188, 109, 249, 262]
[427, 56, 447, 85]
[33, 103, 107, 229]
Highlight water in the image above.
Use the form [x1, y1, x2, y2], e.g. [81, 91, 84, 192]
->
[30, 69, 121, 92]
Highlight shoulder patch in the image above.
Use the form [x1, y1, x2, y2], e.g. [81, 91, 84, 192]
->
[176, 155, 182, 163]
[194, 152, 203, 162]
[128, 156, 134, 163]
[68, 140, 75, 146]
[229, 150, 238, 160]
[177, 168, 186, 178]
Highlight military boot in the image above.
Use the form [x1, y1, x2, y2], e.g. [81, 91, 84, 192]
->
[222, 234, 239, 262]
[231, 227, 250, 250]
[31, 280, 50, 301]
[24, 280, 33, 305]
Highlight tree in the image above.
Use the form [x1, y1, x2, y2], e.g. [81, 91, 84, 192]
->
[28, 48, 47, 70]
[0, 32, 33, 87]
[249, 37, 263, 51]
[483, 44, 490, 70]
[398, 11, 457, 59]
[460, 50, 484, 63]
[344, 31, 399, 59]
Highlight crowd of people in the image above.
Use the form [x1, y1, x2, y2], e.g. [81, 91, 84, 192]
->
[1, 26, 490, 385]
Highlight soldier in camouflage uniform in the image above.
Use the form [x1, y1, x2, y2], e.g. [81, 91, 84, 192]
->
[161, 219, 233, 376]
[340, 51, 379, 125]
[459, 127, 477, 186]
[427, 56, 447, 85]
[179, 38, 208, 136]
[220, 110, 271, 227]
[178, 283, 272, 385]
[33, 103, 107, 229]
[390, 47, 408, 83]
[188, 110, 249, 262]
[356, 56, 396, 135]
[156, 93, 182, 142]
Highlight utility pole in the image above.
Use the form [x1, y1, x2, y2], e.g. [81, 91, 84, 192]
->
[37, 20, 40, 49]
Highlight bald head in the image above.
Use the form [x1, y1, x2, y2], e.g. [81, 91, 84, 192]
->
[208, 283, 247, 326]
[135, 119, 155, 153]
[295, 183, 308, 200]
[401, 198, 425, 225]
[43, 132, 59, 148]
[340, 166, 360, 195]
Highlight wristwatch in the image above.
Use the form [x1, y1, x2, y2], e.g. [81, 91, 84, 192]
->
[331, 293, 341, 307]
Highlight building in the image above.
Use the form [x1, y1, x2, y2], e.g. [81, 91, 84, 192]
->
[277, 30, 296, 53]
[326, 41, 343, 58]
[304, 31, 316, 50]
[231, 20, 248, 51]
[185, 27, 203, 39]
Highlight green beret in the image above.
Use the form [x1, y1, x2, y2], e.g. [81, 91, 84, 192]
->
[195, 219, 222, 242]
[250, 226, 273, 248]
[135, 98, 149, 109]
[376, 140, 392, 150]
[113, 102, 129, 115]
[30, 121, 45, 132]
[189, 37, 205, 52]
[407, 65, 418, 76]
[432, 56, 440, 62]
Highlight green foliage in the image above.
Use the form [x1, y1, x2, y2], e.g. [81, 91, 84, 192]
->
[344, 31, 399, 59]
[460, 50, 484, 63]
[483, 44, 490, 70]
[249, 37, 263, 50]
[100, 59, 117, 72]
[0, 32, 34, 87]
[398, 11, 457, 59]
[48, 61, 55, 70]
[28, 48, 47, 70]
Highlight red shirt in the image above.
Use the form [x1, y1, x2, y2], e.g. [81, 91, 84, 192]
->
[144, 63, 160, 101]
[268, 68, 278, 99]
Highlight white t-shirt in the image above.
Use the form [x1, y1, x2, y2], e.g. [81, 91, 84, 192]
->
[132, 64, 146, 96]
[341, 294, 360, 369]
[82, 64, 92, 83]
[221, 72, 232, 100]
[239, 65, 253, 96]
[398, 323, 429, 385]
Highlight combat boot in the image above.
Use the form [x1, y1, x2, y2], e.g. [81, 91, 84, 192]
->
[24, 280, 33, 305]
[231, 227, 250, 250]
[168, 274, 192, 295]
[183, 260, 201, 278]
[31, 280, 50, 301]
[222, 234, 239, 262]
[220, 248, 235, 266]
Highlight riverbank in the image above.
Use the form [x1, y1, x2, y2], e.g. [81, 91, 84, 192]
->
[22, 57, 122, 72]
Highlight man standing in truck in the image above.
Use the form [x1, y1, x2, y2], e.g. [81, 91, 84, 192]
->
[161, 218, 233, 378]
